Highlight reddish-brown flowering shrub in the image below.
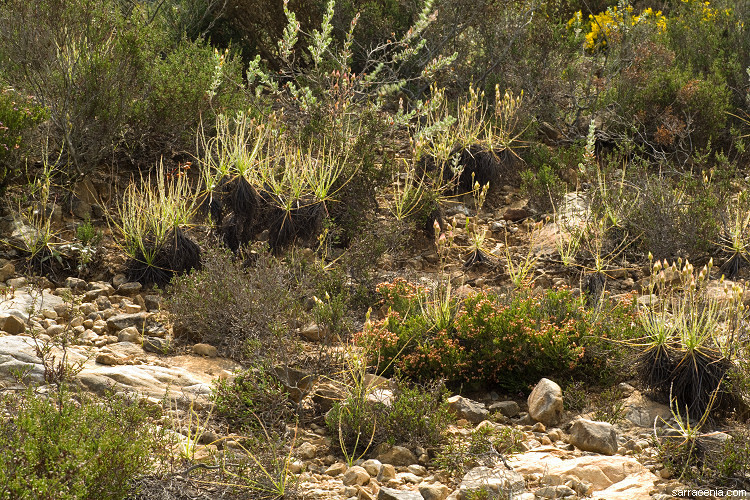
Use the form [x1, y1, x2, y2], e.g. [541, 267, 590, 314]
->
[361, 279, 639, 391]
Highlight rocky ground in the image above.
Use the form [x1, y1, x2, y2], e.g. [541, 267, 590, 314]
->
[0, 276, 695, 500]
[1, 179, 748, 499]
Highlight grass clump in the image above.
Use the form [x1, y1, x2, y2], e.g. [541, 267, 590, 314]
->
[114, 163, 200, 286]
[0, 386, 167, 499]
[326, 376, 453, 458]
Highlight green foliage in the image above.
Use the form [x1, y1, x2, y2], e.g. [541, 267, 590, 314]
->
[0, 0, 245, 171]
[213, 365, 296, 433]
[435, 423, 524, 479]
[563, 380, 589, 412]
[621, 168, 726, 259]
[603, 54, 731, 154]
[0, 88, 47, 189]
[0, 386, 167, 499]
[521, 143, 583, 211]
[325, 377, 453, 452]
[75, 219, 103, 247]
[132, 37, 245, 160]
[362, 279, 639, 391]
[592, 386, 626, 424]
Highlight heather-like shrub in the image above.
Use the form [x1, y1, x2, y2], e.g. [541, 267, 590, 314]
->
[213, 365, 297, 433]
[567, 0, 746, 156]
[619, 169, 725, 260]
[167, 245, 304, 362]
[0, 0, 245, 171]
[362, 279, 638, 391]
[520, 142, 583, 211]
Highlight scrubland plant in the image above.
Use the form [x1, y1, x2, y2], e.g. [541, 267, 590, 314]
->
[220, 425, 300, 498]
[163, 410, 300, 498]
[0, 87, 47, 190]
[503, 221, 543, 289]
[552, 197, 587, 268]
[167, 245, 304, 362]
[246, 0, 454, 126]
[326, 333, 453, 463]
[0, 386, 168, 499]
[113, 162, 200, 285]
[656, 385, 723, 483]
[0, 0, 246, 171]
[10, 144, 71, 276]
[17, 165, 57, 268]
[361, 278, 638, 391]
[636, 256, 746, 419]
[413, 85, 527, 194]
[489, 87, 527, 154]
[718, 191, 750, 279]
[435, 424, 524, 480]
[464, 180, 492, 267]
[413, 85, 481, 174]
[388, 161, 429, 223]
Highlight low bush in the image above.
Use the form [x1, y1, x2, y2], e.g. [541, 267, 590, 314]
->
[167, 245, 304, 363]
[0, 386, 167, 499]
[326, 377, 453, 454]
[435, 423, 525, 479]
[0, 0, 245, 172]
[520, 142, 583, 211]
[361, 279, 639, 391]
[658, 427, 750, 489]
[213, 365, 297, 433]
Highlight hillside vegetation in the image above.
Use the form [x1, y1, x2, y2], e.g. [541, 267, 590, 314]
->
[1, 0, 750, 498]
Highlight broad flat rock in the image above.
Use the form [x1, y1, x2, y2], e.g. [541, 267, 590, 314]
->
[0, 287, 64, 321]
[377, 487, 423, 500]
[0, 336, 47, 385]
[0, 335, 240, 403]
[508, 447, 659, 498]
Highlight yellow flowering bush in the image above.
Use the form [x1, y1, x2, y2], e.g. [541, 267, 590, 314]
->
[568, 3, 666, 52]
[679, 0, 735, 24]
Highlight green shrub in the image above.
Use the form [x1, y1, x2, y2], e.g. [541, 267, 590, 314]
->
[0, 88, 47, 189]
[666, 0, 750, 105]
[0, 0, 245, 172]
[0, 386, 167, 499]
[326, 377, 453, 453]
[213, 365, 296, 433]
[620, 169, 725, 259]
[435, 423, 525, 479]
[361, 279, 639, 391]
[0, 0, 150, 170]
[131, 37, 246, 163]
[603, 53, 731, 154]
[592, 386, 627, 424]
[520, 143, 583, 211]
